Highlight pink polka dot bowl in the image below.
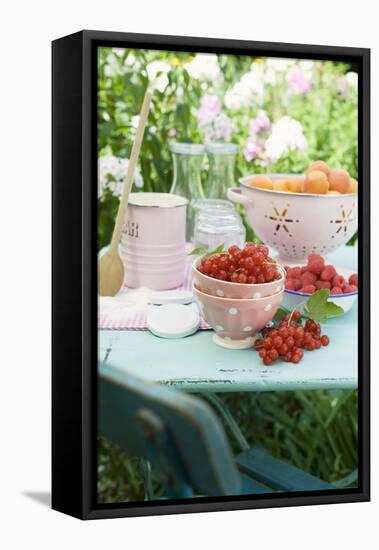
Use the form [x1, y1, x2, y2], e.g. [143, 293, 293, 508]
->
[192, 258, 286, 300]
[193, 282, 284, 349]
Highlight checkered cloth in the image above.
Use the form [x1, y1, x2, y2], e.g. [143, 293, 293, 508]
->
[98, 249, 209, 330]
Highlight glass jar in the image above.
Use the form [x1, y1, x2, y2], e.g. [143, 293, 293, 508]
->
[193, 199, 246, 251]
[169, 142, 205, 241]
[205, 142, 239, 199]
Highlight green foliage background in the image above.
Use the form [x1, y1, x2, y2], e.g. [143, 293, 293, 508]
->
[97, 48, 358, 503]
[98, 48, 358, 249]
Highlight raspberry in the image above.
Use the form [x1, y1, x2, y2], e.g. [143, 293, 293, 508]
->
[349, 273, 358, 287]
[285, 278, 298, 291]
[332, 274, 346, 288]
[301, 271, 317, 286]
[330, 286, 343, 295]
[300, 285, 316, 294]
[287, 267, 302, 279]
[307, 254, 325, 275]
[343, 284, 357, 294]
[320, 265, 337, 281]
[315, 280, 331, 290]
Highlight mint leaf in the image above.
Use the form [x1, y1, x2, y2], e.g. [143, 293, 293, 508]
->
[188, 246, 208, 256]
[304, 289, 344, 324]
[205, 243, 224, 258]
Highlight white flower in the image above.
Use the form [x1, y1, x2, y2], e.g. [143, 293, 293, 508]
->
[299, 60, 315, 73]
[98, 155, 143, 198]
[146, 60, 171, 92]
[346, 71, 358, 89]
[265, 57, 293, 72]
[264, 116, 308, 161]
[224, 69, 264, 110]
[263, 67, 277, 84]
[184, 54, 222, 83]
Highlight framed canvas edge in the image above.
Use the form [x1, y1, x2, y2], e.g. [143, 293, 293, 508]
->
[52, 30, 370, 520]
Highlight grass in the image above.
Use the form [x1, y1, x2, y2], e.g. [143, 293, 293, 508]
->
[97, 388, 357, 503]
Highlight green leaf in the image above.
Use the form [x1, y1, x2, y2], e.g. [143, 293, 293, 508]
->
[205, 244, 225, 257]
[304, 289, 344, 324]
[273, 307, 290, 323]
[187, 246, 207, 256]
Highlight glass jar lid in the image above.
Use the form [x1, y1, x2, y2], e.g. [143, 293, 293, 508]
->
[170, 142, 205, 155]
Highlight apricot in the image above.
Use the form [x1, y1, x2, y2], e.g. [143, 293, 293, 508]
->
[327, 169, 351, 194]
[349, 178, 358, 193]
[272, 179, 289, 191]
[303, 170, 329, 194]
[285, 177, 304, 193]
[249, 175, 274, 190]
[306, 160, 330, 177]
[327, 190, 340, 195]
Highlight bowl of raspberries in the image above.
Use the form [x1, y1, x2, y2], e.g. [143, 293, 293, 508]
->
[283, 253, 358, 314]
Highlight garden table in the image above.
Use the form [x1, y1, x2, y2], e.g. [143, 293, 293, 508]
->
[99, 245, 357, 495]
[99, 246, 358, 394]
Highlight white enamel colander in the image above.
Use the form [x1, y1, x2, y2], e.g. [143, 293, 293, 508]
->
[227, 174, 358, 263]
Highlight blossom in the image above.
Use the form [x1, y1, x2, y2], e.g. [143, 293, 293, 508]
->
[249, 112, 271, 135]
[146, 60, 171, 92]
[224, 69, 264, 110]
[168, 128, 177, 137]
[184, 54, 222, 83]
[212, 113, 235, 142]
[298, 60, 315, 72]
[98, 155, 143, 199]
[196, 95, 235, 142]
[287, 68, 312, 95]
[244, 138, 263, 161]
[265, 57, 293, 72]
[197, 95, 222, 126]
[264, 116, 308, 161]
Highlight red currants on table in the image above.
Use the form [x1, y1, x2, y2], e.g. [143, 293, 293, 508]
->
[254, 310, 330, 366]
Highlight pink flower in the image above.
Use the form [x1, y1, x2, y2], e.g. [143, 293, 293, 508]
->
[200, 94, 222, 114]
[249, 113, 271, 135]
[197, 95, 222, 127]
[244, 138, 262, 161]
[168, 128, 177, 137]
[287, 68, 312, 95]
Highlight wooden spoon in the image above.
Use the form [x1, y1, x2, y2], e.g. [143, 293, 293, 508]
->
[98, 90, 152, 296]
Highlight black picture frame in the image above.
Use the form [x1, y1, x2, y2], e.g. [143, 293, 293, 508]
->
[52, 29, 370, 520]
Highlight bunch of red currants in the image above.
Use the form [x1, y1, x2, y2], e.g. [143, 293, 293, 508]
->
[254, 311, 330, 366]
[197, 243, 282, 284]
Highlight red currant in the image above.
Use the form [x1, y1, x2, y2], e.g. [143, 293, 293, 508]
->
[321, 335, 330, 346]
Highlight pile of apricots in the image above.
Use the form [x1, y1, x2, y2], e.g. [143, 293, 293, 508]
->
[248, 160, 357, 195]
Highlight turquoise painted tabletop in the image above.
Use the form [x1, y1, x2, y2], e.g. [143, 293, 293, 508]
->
[99, 246, 358, 393]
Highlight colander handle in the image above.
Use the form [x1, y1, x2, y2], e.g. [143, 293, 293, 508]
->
[227, 187, 254, 209]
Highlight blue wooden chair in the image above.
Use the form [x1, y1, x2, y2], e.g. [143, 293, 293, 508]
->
[99, 362, 334, 499]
